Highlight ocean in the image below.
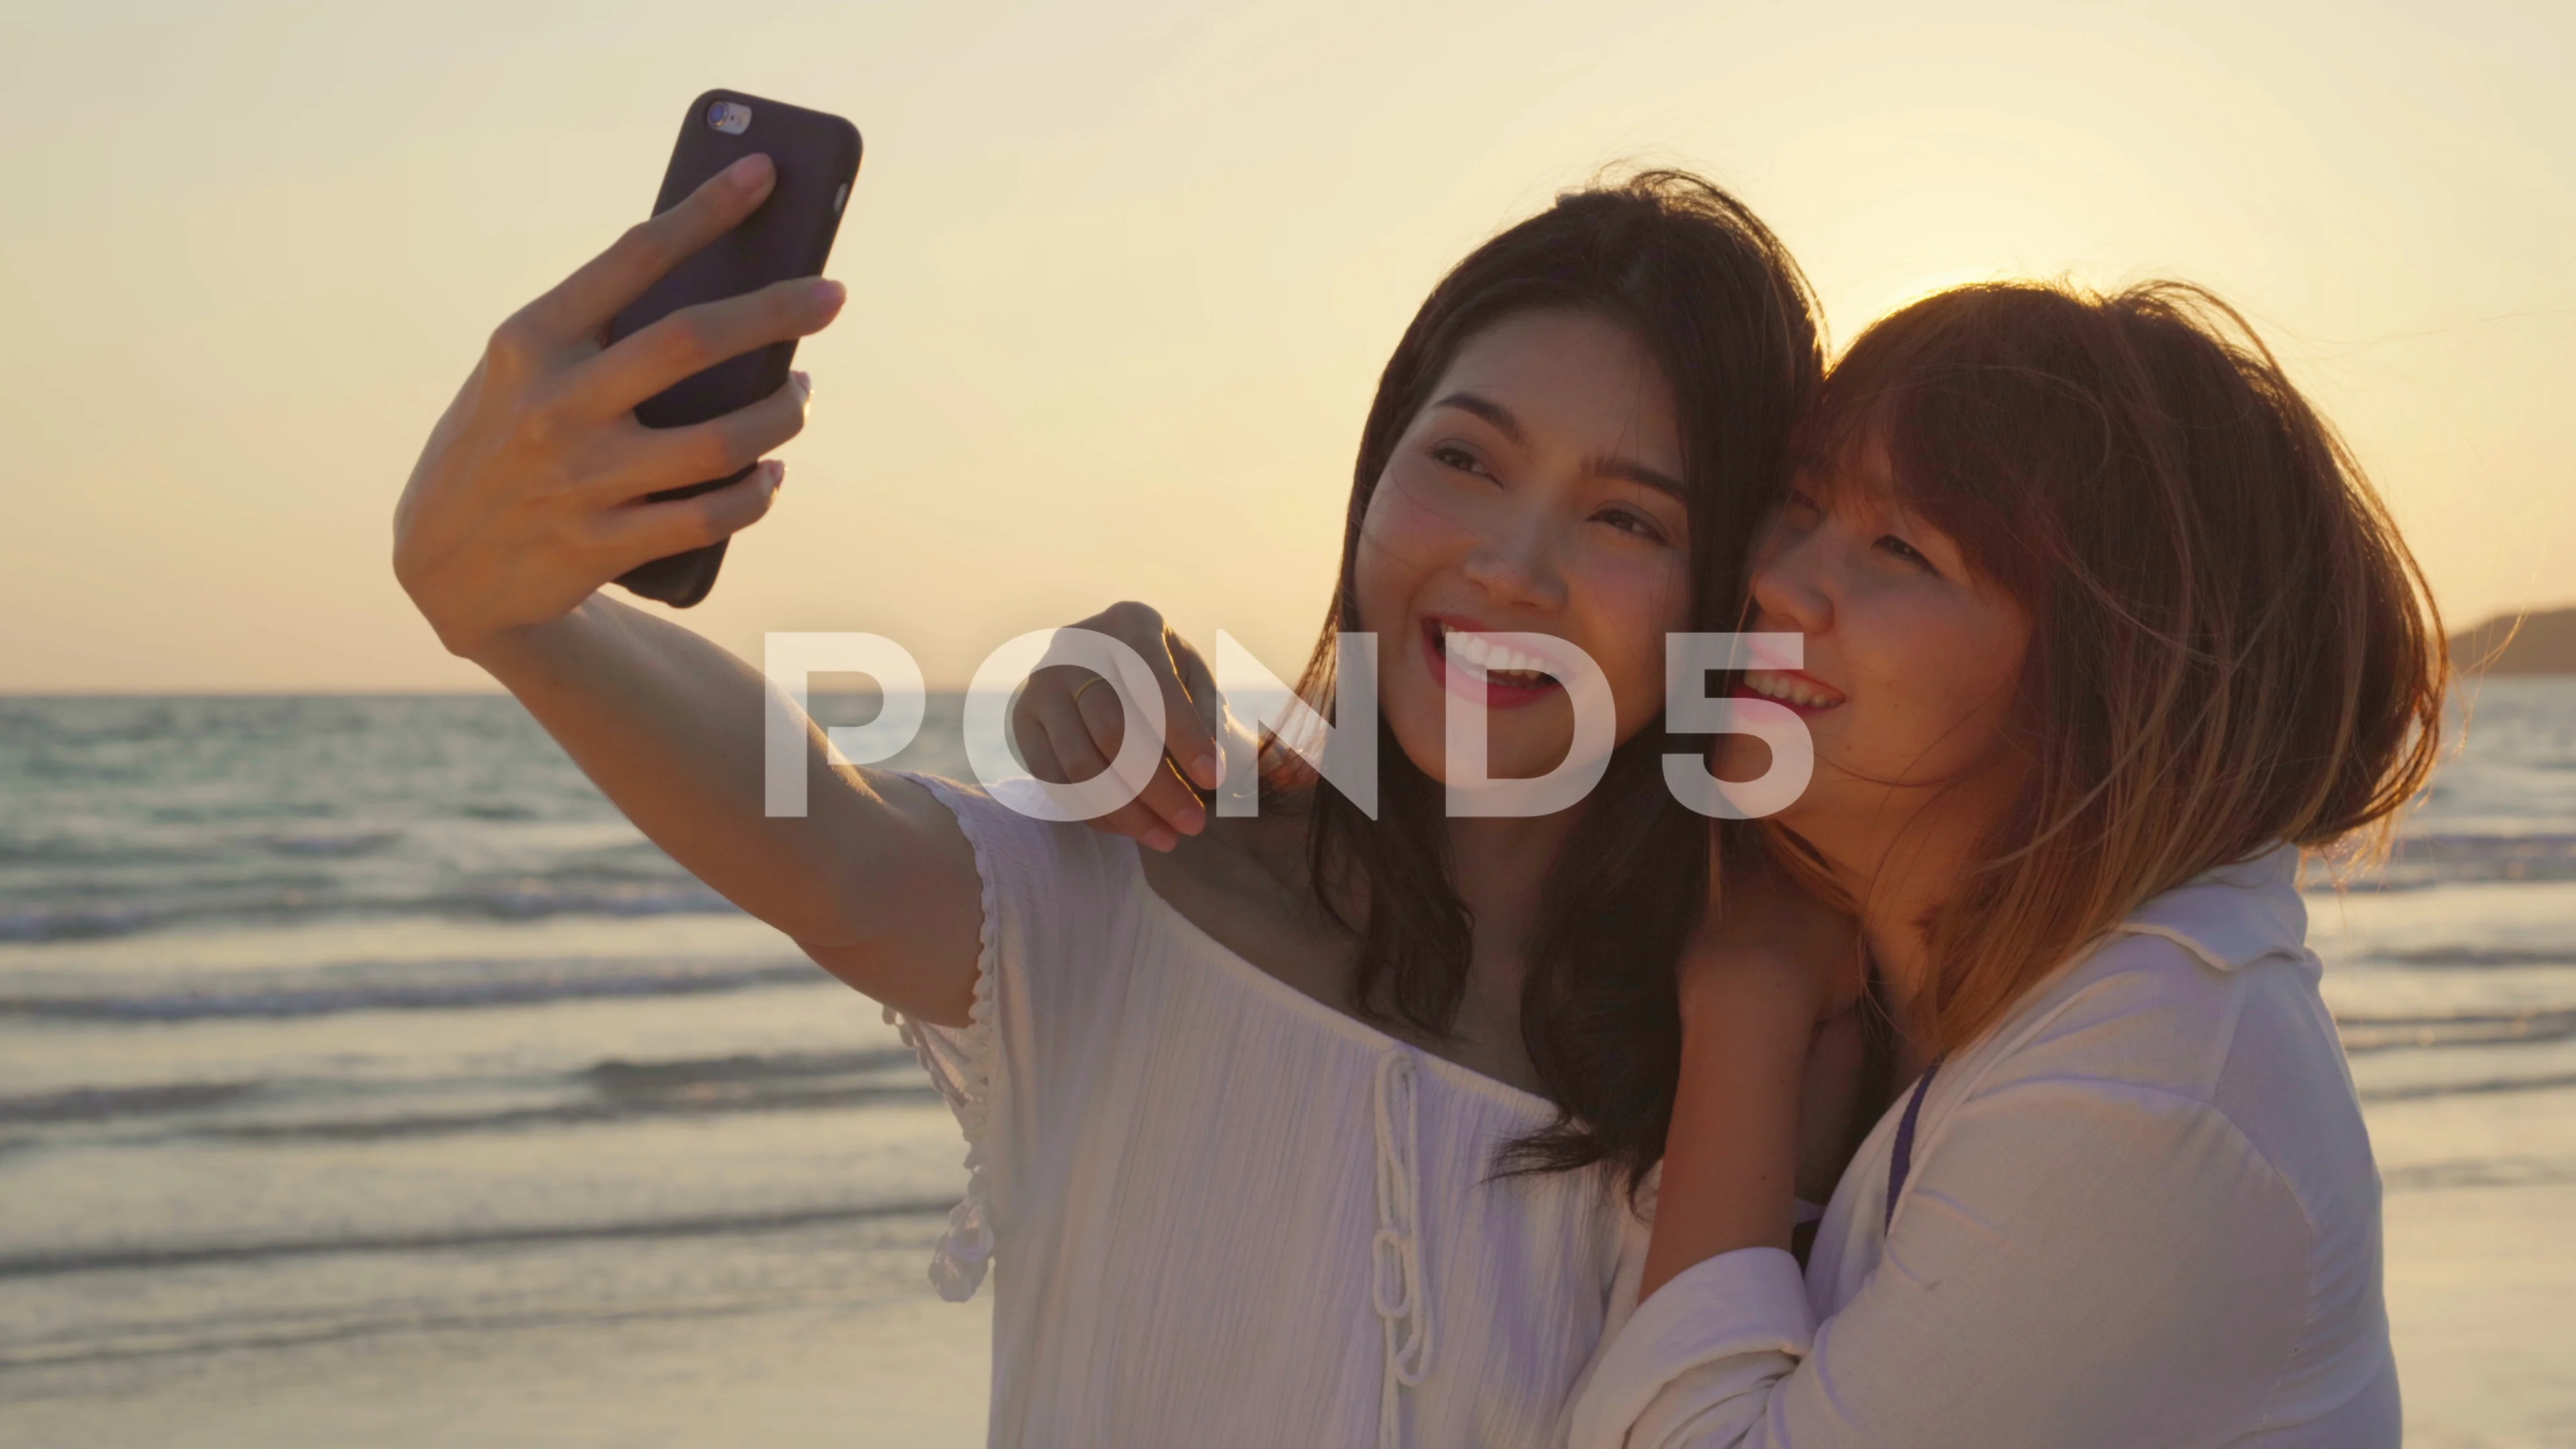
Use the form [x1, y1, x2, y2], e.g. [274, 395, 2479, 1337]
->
[3, 684, 2571, 1446]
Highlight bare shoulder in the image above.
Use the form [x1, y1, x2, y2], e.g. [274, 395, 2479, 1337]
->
[1127, 806, 1293, 896]
[1141, 809, 1354, 1005]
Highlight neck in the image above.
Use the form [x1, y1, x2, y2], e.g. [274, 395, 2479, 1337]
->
[1806, 800, 1994, 1063]
[1854, 845, 1952, 1058]
[1444, 810, 1582, 955]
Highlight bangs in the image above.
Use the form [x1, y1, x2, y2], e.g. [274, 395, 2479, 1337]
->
[1787, 307, 2057, 608]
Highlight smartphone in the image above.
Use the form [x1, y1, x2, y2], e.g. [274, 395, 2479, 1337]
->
[607, 90, 862, 608]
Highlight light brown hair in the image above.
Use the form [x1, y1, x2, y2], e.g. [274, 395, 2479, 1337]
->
[1786, 280, 2447, 1056]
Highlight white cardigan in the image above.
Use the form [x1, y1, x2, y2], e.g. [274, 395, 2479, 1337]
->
[1566, 847, 2400, 1448]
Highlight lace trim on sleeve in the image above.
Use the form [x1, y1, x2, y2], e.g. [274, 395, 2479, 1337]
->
[885, 775, 1003, 1302]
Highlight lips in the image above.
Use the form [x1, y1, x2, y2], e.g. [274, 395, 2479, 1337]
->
[1736, 667, 1845, 714]
[1423, 617, 1563, 710]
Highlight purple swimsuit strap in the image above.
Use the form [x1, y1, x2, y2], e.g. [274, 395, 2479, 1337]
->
[1884, 1061, 1940, 1233]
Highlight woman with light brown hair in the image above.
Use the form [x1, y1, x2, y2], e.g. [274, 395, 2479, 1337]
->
[1568, 280, 2445, 1446]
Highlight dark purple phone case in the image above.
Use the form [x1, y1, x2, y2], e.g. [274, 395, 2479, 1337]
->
[607, 90, 861, 608]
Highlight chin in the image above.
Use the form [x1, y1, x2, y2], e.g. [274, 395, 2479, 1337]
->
[1385, 718, 1573, 791]
[1383, 713, 1452, 786]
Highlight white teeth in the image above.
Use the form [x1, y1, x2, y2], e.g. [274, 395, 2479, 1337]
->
[1444, 629, 1552, 680]
[1742, 669, 1842, 709]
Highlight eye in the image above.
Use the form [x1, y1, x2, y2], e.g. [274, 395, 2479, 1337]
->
[1595, 504, 1672, 545]
[1876, 533, 1937, 572]
[1429, 443, 1490, 478]
[1780, 489, 1823, 524]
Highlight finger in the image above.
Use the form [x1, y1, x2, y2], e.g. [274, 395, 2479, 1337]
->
[1013, 669, 1119, 786]
[1034, 686, 1179, 848]
[520, 154, 779, 350]
[1012, 667, 1086, 783]
[1018, 670, 1183, 843]
[1081, 604, 1221, 794]
[1148, 757, 1210, 835]
[576, 273, 845, 419]
[593, 458, 784, 573]
[587, 374, 811, 504]
[1071, 671, 1209, 837]
[1014, 718, 1071, 785]
[1163, 631, 1228, 790]
[1017, 725, 1165, 847]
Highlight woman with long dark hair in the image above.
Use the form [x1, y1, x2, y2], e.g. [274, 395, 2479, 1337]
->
[393, 164, 1831, 1446]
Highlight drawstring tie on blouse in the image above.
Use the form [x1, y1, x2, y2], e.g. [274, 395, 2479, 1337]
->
[1371, 1046, 1434, 1449]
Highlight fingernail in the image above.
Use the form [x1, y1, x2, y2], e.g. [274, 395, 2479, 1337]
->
[767, 460, 787, 489]
[1193, 753, 1222, 790]
[807, 277, 846, 311]
[1175, 804, 1206, 834]
[728, 153, 774, 191]
[791, 369, 812, 400]
[1145, 828, 1179, 853]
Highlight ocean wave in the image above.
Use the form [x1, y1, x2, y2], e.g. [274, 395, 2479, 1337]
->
[204, 1081, 941, 1144]
[2357, 1071, 2576, 1103]
[257, 830, 401, 859]
[2359, 943, 2576, 964]
[584, 1047, 922, 1095]
[0, 1199, 959, 1282]
[2362, 831, 2576, 886]
[2381, 1156, 2576, 1192]
[0, 837, 208, 868]
[457, 802, 541, 822]
[0, 959, 819, 1022]
[429, 878, 733, 921]
[0, 904, 160, 943]
[0, 1048, 935, 1166]
[2338, 1007, 2576, 1053]
[0, 876, 739, 944]
[0, 1049, 922, 1135]
[221, 1048, 936, 1142]
[0, 1081, 259, 1125]
[2374, 947, 2576, 969]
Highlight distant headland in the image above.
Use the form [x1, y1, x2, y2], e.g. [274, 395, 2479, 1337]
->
[2451, 606, 2576, 676]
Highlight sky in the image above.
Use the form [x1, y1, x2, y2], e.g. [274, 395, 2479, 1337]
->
[1, 0, 2568, 692]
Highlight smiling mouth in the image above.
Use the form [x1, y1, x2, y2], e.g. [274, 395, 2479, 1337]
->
[1425, 619, 1562, 702]
[1737, 667, 1845, 712]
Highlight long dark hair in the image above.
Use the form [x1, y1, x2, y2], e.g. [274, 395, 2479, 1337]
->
[1273, 170, 1822, 1192]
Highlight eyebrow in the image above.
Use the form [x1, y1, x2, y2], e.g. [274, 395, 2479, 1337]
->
[1427, 390, 1689, 501]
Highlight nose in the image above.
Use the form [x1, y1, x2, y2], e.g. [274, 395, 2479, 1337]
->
[1459, 507, 1569, 614]
[1748, 525, 1832, 637]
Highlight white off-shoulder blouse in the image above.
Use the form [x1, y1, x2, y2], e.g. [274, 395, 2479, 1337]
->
[888, 774, 1642, 1449]
[1565, 847, 2401, 1448]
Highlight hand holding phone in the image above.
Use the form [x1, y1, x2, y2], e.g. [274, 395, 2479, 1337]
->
[609, 92, 862, 606]
[394, 131, 848, 660]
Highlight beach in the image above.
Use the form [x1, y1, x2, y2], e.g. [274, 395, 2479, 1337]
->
[4, 683, 2573, 1446]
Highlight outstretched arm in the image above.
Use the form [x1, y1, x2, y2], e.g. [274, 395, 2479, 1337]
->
[394, 152, 980, 1025]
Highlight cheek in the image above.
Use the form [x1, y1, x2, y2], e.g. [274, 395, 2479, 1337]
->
[1352, 474, 1476, 623]
[1569, 552, 1690, 724]
[1849, 596, 2026, 768]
